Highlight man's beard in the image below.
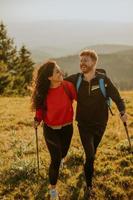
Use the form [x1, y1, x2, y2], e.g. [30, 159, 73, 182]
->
[80, 64, 94, 73]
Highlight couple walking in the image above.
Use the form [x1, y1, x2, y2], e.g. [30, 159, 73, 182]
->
[31, 49, 127, 199]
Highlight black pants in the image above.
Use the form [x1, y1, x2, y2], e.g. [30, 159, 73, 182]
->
[78, 124, 106, 187]
[43, 123, 73, 185]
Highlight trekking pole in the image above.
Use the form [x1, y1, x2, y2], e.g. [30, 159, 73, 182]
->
[35, 127, 40, 178]
[123, 122, 132, 153]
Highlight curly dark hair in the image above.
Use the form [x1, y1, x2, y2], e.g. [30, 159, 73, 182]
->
[31, 60, 56, 111]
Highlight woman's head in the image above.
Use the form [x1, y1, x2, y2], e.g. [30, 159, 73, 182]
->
[31, 60, 63, 110]
[36, 60, 63, 85]
[47, 62, 63, 84]
[37, 60, 56, 82]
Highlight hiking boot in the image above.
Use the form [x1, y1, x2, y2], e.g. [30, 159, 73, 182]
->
[49, 188, 59, 200]
[83, 186, 92, 200]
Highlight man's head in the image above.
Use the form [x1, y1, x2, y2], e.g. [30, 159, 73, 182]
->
[79, 49, 98, 74]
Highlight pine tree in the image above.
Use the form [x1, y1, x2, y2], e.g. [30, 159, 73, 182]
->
[0, 22, 17, 71]
[0, 23, 11, 94]
[0, 61, 10, 94]
[13, 45, 34, 94]
[0, 22, 20, 94]
[0, 22, 34, 95]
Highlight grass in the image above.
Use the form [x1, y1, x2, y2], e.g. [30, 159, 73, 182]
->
[0, 91, 133, 199]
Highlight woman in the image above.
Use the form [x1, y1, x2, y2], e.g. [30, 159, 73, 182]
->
[31, 60, 77, 199]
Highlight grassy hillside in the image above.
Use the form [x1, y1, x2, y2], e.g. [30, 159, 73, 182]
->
[0, 92, 133, 199]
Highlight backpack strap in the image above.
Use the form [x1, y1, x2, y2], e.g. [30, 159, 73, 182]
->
[99, 78, 106, 99]
[62, 82, 73, 101]
[76, 74, 82, 91]
[99, 78, 114, 115]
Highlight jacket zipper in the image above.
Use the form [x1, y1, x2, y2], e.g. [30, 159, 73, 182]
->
[88, 80, 91, 96]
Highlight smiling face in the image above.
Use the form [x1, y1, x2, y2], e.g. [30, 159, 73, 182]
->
[80, 55, 96, 74]
[48, 64, 63, 83]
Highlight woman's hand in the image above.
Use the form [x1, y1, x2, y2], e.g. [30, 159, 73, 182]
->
[120, 113, 128, 123]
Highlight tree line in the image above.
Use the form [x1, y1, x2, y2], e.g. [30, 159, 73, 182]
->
[0, 22, 34, 95]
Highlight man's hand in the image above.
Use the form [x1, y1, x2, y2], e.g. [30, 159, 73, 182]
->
[120, 113, 128, 123]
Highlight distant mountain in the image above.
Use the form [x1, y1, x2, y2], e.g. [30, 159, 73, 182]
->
[31, 46, 72, 62]
[6, 20, 133, 59]
[31, 44, 133, 62]
[54, 49, 133, 90]
[84, 44, 133, 54]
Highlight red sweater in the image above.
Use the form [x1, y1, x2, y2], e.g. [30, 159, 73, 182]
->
[35, 80, 77, 126]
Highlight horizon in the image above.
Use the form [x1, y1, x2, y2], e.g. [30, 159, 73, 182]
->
[2, 20, 133, 52]
[1, 0, 133, 58]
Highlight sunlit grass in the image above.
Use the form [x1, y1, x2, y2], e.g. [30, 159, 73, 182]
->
[0, 92, 133, 199]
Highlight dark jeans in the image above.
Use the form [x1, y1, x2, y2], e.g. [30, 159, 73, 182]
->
[43, 123, 73, 185]
[78, 124, 106, 187]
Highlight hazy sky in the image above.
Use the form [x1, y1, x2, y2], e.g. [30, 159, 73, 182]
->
[0, 0, 133, 23]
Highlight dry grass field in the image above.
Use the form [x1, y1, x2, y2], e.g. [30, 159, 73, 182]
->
[0, 91, 133, 200]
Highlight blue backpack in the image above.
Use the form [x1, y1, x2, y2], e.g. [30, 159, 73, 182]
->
[76, 69, 113, 115]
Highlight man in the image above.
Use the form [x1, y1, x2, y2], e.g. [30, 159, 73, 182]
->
[65, 49, 127, 195]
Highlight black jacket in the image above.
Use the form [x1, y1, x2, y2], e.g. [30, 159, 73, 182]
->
[66, 71, 125, 126]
